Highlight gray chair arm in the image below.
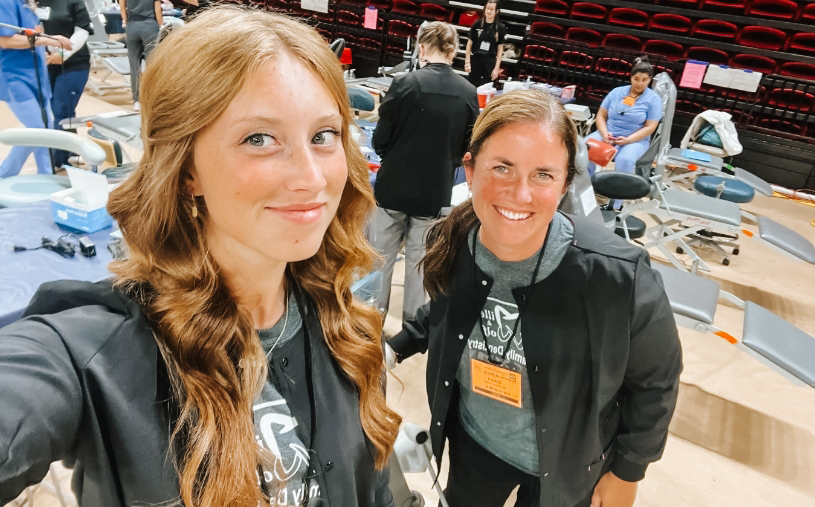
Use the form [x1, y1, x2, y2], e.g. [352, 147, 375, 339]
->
[0, 128, 106, 166]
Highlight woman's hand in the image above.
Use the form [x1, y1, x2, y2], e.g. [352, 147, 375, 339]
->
[602, 131, 615, 143]
[613, 135, 632, 146]
[591, 471, 638, 507]
[46, 52, 63, 65]
[491, 67, 500, 81]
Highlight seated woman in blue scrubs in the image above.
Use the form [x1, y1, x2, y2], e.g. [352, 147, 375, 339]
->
[585, 57, 663, 182]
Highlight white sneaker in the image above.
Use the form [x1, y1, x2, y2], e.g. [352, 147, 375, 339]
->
[133, 101, 141, 111]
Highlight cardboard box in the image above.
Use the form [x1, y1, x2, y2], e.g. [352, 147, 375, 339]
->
[50, 168, 113, 233]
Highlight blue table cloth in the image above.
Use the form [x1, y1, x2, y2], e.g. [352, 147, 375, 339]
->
[0, 201, 117, 328]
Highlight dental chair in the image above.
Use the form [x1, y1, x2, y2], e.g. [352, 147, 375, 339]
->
[654, 263, 815, 388]
[0, 129, 106, 208]
[561, 162, 815, 388]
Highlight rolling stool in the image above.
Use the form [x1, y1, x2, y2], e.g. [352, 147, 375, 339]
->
[591, 171, 650, 241]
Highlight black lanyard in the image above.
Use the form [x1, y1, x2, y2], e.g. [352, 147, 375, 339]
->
[471, 224, 548, 365]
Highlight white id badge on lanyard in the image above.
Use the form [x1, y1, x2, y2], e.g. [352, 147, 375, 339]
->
[480, 41, 491, 52]
[36, 6, 51, 20]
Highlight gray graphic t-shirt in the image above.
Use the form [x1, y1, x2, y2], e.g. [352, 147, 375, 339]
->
[456, 212, 574, 476]
[254, 293, 323, 506]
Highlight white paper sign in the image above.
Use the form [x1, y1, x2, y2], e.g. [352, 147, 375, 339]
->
[730, 69, 762, 93]
[579, 185, 598, 215]
[301, 0, 328, 13]
[703, 64, 732, 87]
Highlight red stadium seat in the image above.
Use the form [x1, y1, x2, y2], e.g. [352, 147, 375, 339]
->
[747, 0, 799, 20]
[755, 117, 807, 138]
[602, 33, 643, 51]
[530, 21, 566, 38]
[559, 51, 594, 69]
[643, 39, 685, 61]
[565, 27, 603, 47]
[766, 88, 815, 113]
[787, 33, 815, 55]
[534, 0, 569, 16]
[391, 0, 420, 15]
[685, 46, 730, 64]
[594, 57, 634, 76]
[737, 26, 788, 50]
[779, 62, 815, 82]
[691, 20, 739, 41]
[729, 54, 778, 74]
[569, 2, 608, 22]
[523, 44, 558, 63]
[699, 0, 748, 14]
[648, 13, 692, 34]
[419, 3, 453, 22]
[800, 4, 815, 22]
[608, 8, 649, 28]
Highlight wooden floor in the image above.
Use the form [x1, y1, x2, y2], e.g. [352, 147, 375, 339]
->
[2, 73, 815, 507]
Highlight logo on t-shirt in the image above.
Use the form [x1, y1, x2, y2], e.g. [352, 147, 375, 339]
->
[468, 296, 526, 366]
[254, 399, 321, 506]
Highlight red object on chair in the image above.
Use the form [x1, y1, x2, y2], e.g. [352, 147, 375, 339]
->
[747, 0, 799, 20]
[458, 10, 480, 27]
[685, 46, 730, 64]
[729, 54, 777, 74]
[594, 57, 634, 76]
[787, 33, 815, 54]
[699, 0, 748, 14]
[523, 45, 558, 63]
[391, 0, 419, 15]
[643, 39, 685, 61]
[648, 13, 692, 34]
[737, 26, 787, 50]
[420, 3, 453, 21]
[340, 48, 353, 65]
[779, 62, 815, 81]
[569, 2, 608, 21]
[534, 0, 569, 16]
[530, 21, 566, 38]
[691, 20, 740, 41]
[608, 8, 649, 28]
[602, 34, 642, 51]
[586, 138, 617, 167]
[565, 27, 603, 47]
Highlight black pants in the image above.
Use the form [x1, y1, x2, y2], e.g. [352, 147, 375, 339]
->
[125, 19, 160, 102]
[444, 420, 540, 507]
[469, 53, 496, 88]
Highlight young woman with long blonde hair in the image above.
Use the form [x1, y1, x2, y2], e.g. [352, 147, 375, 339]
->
[0, 6, 400, 507]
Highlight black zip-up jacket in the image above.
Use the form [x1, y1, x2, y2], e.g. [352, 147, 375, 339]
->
[388, 216, 683, 507]
[372, 63, 479, 218]
[0, 280, 392, 507]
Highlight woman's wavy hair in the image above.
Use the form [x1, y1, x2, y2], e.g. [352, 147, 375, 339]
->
[107, 6, 400, 507]
[422, 90, 579, 298]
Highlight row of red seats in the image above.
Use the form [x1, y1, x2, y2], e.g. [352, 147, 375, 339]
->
[536, 0, 815, 22]
[533, 2, 815, 53]
[529, 23, 815, 80]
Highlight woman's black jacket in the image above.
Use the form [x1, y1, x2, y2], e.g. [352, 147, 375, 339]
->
[0, 280, 392, 507]
[388, 216, 683, 507]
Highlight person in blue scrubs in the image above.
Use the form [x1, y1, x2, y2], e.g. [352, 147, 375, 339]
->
[0, 0, 69, 177]
[585, 57, 663, 197]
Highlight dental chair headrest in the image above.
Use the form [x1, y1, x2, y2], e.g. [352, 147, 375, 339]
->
[329, 38, 346, 59]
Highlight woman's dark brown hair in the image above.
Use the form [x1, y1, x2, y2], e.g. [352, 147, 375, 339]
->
[106, 6, 400, 507]
[422, 90, 579, 299]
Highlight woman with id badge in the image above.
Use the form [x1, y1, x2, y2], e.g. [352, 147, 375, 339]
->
[386, 91, 681, 507]
[464, 0, 505, 87]
[585, 57, 663, 183]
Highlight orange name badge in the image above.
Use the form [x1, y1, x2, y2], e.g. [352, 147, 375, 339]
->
[471, 358, 523, 408]
[622, 96, 636, 106]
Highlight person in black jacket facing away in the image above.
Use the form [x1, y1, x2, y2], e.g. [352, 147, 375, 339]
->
[464, 0, 505, 87]
[371, 21, 478, 324]
[0, 7, 399, 507]
[40, 0, 94, 168]
[386, 90, 682, 507]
